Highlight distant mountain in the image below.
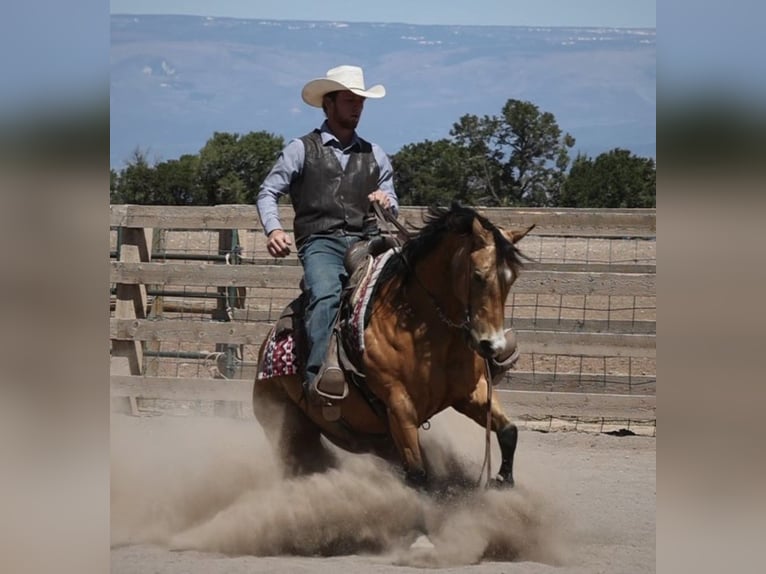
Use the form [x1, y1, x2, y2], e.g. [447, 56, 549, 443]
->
[110, 15, 655, 169]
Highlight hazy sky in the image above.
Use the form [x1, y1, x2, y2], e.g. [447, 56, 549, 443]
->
[110, 0, 656, 28]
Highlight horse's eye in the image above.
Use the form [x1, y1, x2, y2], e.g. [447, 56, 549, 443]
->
[472, 270, 486, 284]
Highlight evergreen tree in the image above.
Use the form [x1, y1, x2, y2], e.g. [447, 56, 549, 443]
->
[198, 131, 283, 205]
[560, 148, 656, 208]
[153, 154, 205, 205]
[113, 148, 160, 204]
[392, 139, 476, 205]
[111, 131, 284, 205]
[451, 99, 575, 206]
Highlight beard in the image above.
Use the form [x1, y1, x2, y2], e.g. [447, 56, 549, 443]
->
[337, 115, 360, 130]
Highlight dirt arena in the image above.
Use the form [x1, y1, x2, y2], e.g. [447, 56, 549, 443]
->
[111, 410, 655, 573]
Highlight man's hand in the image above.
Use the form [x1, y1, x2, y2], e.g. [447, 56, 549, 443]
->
[368, 189, 392, 210]
[266, 229, 293, 258]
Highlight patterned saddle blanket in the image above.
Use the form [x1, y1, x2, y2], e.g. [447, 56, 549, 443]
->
[257, 325, 303, 379]
[256, 248, 398, 380]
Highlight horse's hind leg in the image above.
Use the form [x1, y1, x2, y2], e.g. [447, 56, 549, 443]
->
[280, 403, 338, 477]
[453, 381, 517, 488]
[253, 378, 337, 477]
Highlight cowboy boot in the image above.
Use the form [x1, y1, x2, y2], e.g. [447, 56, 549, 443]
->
[488, 329, 520, 385]
[314, 328, 348, 401]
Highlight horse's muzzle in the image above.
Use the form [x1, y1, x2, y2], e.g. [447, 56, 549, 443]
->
[478, 339, 497, 359]
[476, 329, 518, 360]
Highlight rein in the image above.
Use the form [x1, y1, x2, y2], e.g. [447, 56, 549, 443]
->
[477, 358, 494, 488]
[372, 201, 411, 244]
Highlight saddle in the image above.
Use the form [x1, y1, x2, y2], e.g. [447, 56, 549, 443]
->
[260, 236, 397, 419]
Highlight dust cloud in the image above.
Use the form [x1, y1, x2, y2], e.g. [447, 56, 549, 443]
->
[111, 411, 570, 567]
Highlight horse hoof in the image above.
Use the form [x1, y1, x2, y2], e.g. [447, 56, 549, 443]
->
[405, 469, 428, 490]
[490, 475, 515, 489]
[409, 534, 435, 550]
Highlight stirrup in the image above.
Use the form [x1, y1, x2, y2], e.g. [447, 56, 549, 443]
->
[314, 326, 348, 401]
[314, 366, 348, 401]
[309, 371, 345, 422]
[303, 377, 343, 422]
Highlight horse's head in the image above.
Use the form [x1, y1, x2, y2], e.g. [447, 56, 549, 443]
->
[446, 208, 534, 359]
[389, 203, 533, 360]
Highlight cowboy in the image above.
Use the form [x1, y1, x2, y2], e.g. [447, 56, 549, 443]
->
[256, 65, 399, 402]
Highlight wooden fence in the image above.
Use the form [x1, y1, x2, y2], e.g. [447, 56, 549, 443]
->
[109, 205, 656, 423]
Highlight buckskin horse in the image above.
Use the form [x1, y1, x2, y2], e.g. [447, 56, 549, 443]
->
[253, 203, 533, 489]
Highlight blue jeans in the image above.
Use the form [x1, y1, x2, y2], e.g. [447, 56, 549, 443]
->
[298, 234, 361, 384]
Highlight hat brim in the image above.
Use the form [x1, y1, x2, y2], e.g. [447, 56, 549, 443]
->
[301, 78, 386, 108]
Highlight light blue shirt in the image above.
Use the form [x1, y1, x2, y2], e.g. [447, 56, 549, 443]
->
[256, 121, 398, 236]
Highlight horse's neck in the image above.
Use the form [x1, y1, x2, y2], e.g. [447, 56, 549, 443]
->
[400, 239, 466, 327]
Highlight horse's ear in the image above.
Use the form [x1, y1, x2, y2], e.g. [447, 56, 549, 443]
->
[471, 217, 493, 246]
[505, 224, 536, 244]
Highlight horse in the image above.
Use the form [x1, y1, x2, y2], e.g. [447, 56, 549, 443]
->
[252, 203, 533, 489]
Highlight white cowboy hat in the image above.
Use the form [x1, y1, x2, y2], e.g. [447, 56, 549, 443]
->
[301, 65, 386, 108]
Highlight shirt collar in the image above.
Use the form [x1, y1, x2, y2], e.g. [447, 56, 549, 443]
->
[319, 120, 360, 151]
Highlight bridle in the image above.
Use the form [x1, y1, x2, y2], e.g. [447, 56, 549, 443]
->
[412, 266, 472, 334]
[372, 203, 493, 342]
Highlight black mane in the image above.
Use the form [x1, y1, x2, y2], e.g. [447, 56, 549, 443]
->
[377, 202, 522, 288]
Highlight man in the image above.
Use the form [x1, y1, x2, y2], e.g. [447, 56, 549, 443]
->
[256, 65, 399, 402]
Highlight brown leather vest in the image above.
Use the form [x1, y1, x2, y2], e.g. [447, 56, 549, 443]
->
[289, 130, 380, 245]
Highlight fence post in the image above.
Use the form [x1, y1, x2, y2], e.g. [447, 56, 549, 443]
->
[145, 228, 166, 376]
[213, 228, 245, 416]
[111, 226, 153, 415]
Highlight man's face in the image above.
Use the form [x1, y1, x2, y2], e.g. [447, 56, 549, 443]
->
[327, 90, 366, 130]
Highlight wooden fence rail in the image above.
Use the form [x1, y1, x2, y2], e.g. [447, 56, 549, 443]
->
[110, 205, 656, 237]
[110, 262, 656, 297]
[109, 318, 656, 358]
[109, 204, 656, 421]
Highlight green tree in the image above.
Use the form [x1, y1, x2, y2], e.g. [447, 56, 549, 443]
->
[112, 148, 161, 204]
[560, 148, 656, 208]
[392, 139, 476, 205]
[153, 154, 205, 205]
[112, 131, 284, 205]
[112, 149, 205, 205]
[448, 114, 506, 205]
[198, 131, 283, 205]
[451, 99, 575, 206]
[110, 168, 119, 203]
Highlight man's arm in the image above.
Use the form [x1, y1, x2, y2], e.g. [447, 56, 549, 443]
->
[256, 138, 304, 257]
[371, 143, 399, 216]
[256, 138, 305, 235]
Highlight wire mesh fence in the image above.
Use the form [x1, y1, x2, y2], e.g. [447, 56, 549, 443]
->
[110, 213, 656, 431]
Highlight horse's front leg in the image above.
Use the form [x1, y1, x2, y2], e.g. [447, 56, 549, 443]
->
[453, 377, 517, 488]
[494, 421, 517, 487]
[386, 388, 428, 488]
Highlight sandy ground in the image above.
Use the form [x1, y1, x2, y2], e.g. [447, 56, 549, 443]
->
[111, 410, 655, 573]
